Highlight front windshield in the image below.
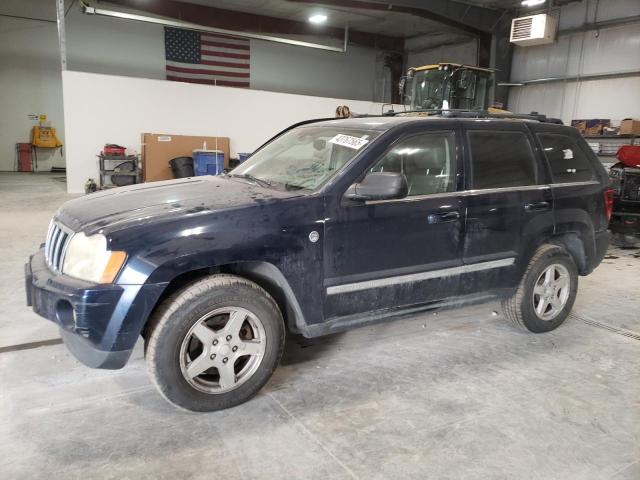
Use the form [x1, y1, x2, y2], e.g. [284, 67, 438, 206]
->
[411, 68, 492, 111]
[412, 70, 447, 110]
[230, 126, 380, 191]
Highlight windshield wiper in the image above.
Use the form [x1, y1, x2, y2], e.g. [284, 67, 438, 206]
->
[229, 173, 272, 188]
[284, 183, 307, 191]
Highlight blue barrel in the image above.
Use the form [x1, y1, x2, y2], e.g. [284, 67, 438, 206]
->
[238, 152, 251, 163]
[193, 149, 224, 176]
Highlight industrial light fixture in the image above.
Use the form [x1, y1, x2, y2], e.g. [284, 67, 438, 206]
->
[521, 0, 546, 6]
[308, 13, 328, 24]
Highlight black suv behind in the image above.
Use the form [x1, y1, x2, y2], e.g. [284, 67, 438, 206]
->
[26, 115, 611, 411]
[609, 162, 640, 246]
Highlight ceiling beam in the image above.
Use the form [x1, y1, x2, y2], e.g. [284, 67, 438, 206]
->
[286, 0, 488, 37]
[285, 0, 502, 67]
[103, 0, 404, 51]
[373, 0, 508, 34]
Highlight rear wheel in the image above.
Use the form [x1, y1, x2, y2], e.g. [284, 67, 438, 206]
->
[145, 274, 285, 412]
[501, 245, 578, 333]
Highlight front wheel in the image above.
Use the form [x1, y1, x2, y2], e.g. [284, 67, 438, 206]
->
[501, 245, 578, 333]
[145, 274, 285, 412]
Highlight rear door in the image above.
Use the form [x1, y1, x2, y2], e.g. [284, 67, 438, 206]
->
[533, 127, 607, 231]
[459, 124, 554, 294]
[531, 126, 609, 265]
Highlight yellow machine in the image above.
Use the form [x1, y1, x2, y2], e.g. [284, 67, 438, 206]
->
[400, 62, 505, 112]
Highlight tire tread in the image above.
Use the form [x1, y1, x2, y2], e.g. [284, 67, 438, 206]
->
[501, 244, 564, 332]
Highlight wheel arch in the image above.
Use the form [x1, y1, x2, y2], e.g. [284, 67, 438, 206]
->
[549, 232, 590, 275]
[142, 261, 308, 339]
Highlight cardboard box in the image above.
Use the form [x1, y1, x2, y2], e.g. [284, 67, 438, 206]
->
[571, 119, 611, 136]
[571, 120, 587, 135]
[141, 133, 230, 182]
[620, 119, 640, 136]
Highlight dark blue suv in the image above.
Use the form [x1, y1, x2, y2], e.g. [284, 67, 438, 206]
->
[26, 114, 611, 411]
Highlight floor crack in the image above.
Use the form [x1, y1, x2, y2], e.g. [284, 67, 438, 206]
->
[267, 393, 360, 479]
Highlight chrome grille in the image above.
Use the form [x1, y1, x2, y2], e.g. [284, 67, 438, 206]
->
[45, 220, 74, 273]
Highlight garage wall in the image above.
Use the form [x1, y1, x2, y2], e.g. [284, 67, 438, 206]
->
[63, 71, 400, 194]
[508, 0, 640, 124]
[0, 16, 65, 173]
[0, 0, 385, 171]
[405, 37, 478, 70]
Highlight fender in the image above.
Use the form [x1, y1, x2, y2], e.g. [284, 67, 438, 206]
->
[119, 247, 313, 337]
[229, 261, 310, 337]
[554, 212, 597, 275]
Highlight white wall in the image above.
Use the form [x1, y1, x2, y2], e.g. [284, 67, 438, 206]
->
[63, 71, 400, 194]
[0, 0, 385, 171]
[508, 0, 640, 125]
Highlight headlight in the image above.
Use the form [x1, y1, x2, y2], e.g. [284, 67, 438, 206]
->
[62, 232, 127, 283]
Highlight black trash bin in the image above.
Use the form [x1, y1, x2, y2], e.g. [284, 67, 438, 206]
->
[169, 156, 194, 178]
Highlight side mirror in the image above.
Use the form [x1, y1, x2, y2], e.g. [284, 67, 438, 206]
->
[345, 172, 408, 202]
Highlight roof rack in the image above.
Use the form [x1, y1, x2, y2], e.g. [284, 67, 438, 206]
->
[365, 108, 563, 124]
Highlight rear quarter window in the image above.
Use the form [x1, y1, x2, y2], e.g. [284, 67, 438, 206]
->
[537, 133, 595, 183]
[468, 131, 538, 189]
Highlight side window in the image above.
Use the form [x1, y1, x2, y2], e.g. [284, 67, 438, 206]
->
[537, 133, 595, 183]
[370, 132, 456, 196]
[468, 131, 538, 189]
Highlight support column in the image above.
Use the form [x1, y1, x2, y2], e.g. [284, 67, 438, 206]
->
[56, 0, 67, 71]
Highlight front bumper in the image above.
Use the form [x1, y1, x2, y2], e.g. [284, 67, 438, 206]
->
[26, 249, 166, 369]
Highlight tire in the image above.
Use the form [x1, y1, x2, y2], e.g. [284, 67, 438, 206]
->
[501, 244, 578, 333]
[145, 274, 285, 412]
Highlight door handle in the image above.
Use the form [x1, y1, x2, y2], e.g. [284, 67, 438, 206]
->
[524, 201, 550, 212]
[428, 211, 461, 224]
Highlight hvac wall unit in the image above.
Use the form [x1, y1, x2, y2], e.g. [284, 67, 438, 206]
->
[510, 14, 557, 46]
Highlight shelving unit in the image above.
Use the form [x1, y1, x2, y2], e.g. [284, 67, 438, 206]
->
[583, 135, 636, 166]
[99, 154, 141, 189]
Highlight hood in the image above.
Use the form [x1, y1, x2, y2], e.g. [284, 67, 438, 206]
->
[57, 176, 299, 234]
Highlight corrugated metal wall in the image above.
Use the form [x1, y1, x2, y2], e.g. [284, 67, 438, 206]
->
[508, 0, 640, 124]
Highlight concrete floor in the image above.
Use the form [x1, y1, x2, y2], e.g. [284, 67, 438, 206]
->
[1, 173, 639, 479]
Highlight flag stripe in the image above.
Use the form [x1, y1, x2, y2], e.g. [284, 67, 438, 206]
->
[167, 65, 250, 78]
[167, 60, 248, 73]
[200, 59, 250, 69]
[201, 39, 250, 51]
[202, 45, 252, 56]
[168, 71, 248, 81]
[201, 32, 249, 44]
[167, 75, 249, 88]
[201, 49, 250, 60]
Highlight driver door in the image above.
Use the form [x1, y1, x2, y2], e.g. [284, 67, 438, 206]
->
[322, 130, 465, 320]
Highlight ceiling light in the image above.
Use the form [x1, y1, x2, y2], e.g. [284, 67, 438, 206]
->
[308, 14, 328, 24]
[521, 0, 546, 6]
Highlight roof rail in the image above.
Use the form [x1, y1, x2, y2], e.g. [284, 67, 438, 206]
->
[360, 108, 563, 124]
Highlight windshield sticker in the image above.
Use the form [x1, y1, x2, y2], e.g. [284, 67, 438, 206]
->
[562, 148, 574, 160]
[329, 134, 370, 150]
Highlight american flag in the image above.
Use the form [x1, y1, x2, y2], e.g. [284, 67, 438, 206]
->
[164, 27, 250, 88]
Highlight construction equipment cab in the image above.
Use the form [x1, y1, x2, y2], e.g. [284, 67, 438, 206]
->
[400, 63, 494, 111]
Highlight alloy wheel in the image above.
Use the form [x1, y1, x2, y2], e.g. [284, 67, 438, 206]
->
[179, 307, 266, 394]
[532, 263, 571, 321]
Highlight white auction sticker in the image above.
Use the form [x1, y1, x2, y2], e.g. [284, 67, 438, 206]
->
[329, 134, 369, 150]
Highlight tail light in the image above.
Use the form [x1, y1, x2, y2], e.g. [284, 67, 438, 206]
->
[604, 188, 614, 222]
